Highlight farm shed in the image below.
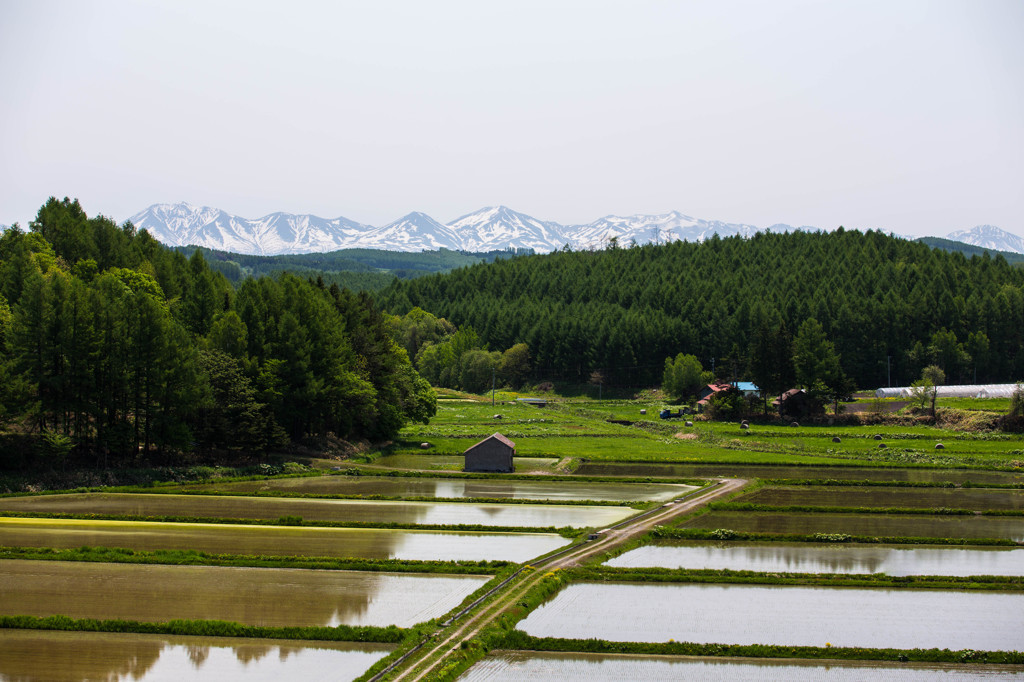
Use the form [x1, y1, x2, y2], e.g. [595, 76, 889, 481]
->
[464, 433, 516, 473]
[774, 388, 816, 419]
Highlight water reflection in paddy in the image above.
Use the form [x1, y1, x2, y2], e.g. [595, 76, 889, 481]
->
[0, 493, 634, 528]
[182, 476, 694, 502]
[0, 630, 393, 682]
[607, 542, 1024, 576]
[740, 485, 1024, 511]
[0, 518, 569, 561]
[461, 651, 1024, 681]
[517, 582, 1024, 650]
[683, 511, 1024, 541]
[0, 559, 488, 628]
[575, 462, 1024, 485]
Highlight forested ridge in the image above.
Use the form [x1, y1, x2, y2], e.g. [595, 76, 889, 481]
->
[378, 229, 1024, 389]
[915, 237, 1024, 266]
[0, 198, 435, 468]
[174, 245, 505, 292]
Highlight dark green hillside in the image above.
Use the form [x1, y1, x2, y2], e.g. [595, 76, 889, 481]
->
[174, 246, 525, 291]
[378, 229, 1024, 389]
[916, 237, 1024, 266]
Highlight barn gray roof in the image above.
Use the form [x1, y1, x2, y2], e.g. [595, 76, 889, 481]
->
[467, 432, 516, 451]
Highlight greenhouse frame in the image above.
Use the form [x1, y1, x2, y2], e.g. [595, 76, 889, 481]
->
[874, 384, 1022, 399]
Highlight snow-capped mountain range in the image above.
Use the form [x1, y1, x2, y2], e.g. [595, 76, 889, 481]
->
[127, 203, 1023, 256]
[128, 203, 373, 255]
[128, 203, 777, 255]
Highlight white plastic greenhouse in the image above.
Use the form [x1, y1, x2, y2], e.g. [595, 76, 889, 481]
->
[875, 384, 1022, 399]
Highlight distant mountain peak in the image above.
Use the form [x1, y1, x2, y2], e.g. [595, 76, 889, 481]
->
[946, 225, 1024, 255]
[448, 206, 564, 252]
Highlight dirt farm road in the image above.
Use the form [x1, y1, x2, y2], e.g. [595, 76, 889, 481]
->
[377, 477, 749, 682]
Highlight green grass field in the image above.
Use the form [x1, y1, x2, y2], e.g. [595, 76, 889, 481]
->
[390, 395, 1024, 470]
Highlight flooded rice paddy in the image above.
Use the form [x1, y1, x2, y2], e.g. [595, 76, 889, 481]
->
[180, 476, 695, 502]
[461, 651, 1024, 681]
[606, 541, 1024, 576]
[0, 630, 393, 682]
[517, 582, 1024, 650]
[739, 485, 1024, 510]
[0, 517, 569, 561]
[683, 511, 1024, 541]
[0, 492, 634, 528]
[575, 462, 1024, 485]
[0, 559, 488, 628]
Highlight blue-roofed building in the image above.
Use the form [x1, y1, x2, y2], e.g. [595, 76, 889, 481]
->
[735, 382, 760, 397]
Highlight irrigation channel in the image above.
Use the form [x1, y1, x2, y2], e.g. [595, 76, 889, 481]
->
[372, 477, 749, 681]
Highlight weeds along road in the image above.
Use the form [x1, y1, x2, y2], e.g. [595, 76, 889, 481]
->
[378, 477, 749, 682]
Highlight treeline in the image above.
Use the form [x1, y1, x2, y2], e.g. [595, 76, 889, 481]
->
[917, 237, 1024, 266]
[0, 198, 435, 468]
[377, 229, 1024, 389]
[176, 245, 525, 291]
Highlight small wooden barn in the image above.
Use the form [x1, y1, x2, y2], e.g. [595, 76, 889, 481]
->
[464, 432, 516, 473]
[774, 388, 819, 419]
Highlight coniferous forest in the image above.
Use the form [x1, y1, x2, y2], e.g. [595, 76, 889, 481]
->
[0, 198, 436, 469]
[378, 229, 1024, 390]
[5, 197, 1024, 472]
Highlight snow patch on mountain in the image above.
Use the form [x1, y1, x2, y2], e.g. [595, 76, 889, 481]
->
[946, 225, 1024, 255]
[448, 206, 565, 252]
[565, 211, 760, 249]
[359, 212, 463, 251]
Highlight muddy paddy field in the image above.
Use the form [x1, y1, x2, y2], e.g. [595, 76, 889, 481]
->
[3, 395, 1024, 679]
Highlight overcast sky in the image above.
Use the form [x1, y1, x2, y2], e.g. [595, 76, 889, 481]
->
[1, 0, 1022, 236]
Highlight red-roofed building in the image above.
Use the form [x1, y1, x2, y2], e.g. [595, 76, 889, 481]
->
[463, 432, 516, 473]
[697, 382, 732, 408]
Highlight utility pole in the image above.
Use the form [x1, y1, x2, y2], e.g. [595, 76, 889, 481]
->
[887, 355, 891, 388]
[491, 367, 495, 407]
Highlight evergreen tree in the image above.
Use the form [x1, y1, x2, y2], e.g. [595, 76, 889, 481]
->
[748, 322, 795, 413]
